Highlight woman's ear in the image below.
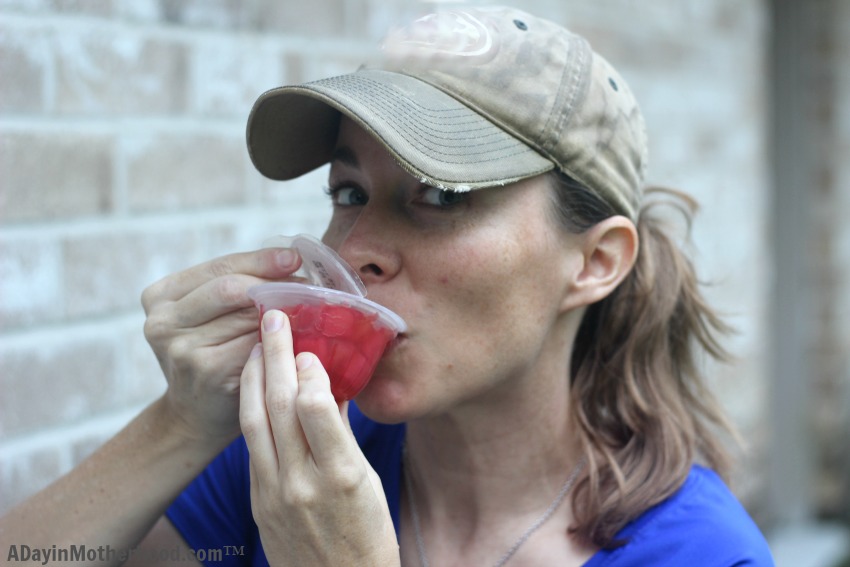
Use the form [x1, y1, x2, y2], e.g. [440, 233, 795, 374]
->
[560, 216, 639, 312]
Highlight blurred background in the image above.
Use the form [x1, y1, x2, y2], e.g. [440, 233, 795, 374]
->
[0, 0, 848, 564]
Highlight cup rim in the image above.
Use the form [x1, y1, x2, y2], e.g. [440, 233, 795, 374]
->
[247, 282, 407, 333]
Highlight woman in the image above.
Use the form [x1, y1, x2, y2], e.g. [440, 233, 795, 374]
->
[1, 6, 774, 566]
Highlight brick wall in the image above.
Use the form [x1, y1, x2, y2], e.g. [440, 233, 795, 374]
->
[0, 0, 349, 512]
[0, 0, 773, 524]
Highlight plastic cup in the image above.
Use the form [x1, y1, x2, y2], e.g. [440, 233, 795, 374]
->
[247, 235, 406, 401]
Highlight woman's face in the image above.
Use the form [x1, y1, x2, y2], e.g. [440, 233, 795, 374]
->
[322, 117, 585, 422]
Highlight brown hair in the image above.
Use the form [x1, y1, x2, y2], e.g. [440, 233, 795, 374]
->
[548, 171, 740, 548]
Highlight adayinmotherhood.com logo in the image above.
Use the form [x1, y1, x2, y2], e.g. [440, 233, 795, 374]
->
[6, 543, 244, 564]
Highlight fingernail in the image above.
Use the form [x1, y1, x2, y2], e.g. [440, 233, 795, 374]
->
[276, 249, 297, 269]
[295, 352, 314, 371]
[263, 310, 284, 333]
[249, 343, 263, 359]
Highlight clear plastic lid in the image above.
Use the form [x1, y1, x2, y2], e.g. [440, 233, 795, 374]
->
[263, 234, 367, 297]
[254, 234, 406, 334]
[247, 282, 407, 334]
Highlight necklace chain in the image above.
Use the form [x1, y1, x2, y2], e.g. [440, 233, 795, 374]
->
[402, 446, 585, 567]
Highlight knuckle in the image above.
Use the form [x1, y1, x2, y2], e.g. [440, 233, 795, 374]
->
[295, 391, 333, 418]
[235, 304, 260, 323]
[239, 412, 265, 443]
[166, 335, 195, 368]
[213, 274, 246, 306]
[330, 462, 365, 493]
[261, 336, 293, 359]
[143, 309, 171, 343]
[208, 255, 236, 280]
[283, 481, 319, 507]
[140, 286, 156, 313]
[140, 276, 173, 312]
[265, 388, 296, 416]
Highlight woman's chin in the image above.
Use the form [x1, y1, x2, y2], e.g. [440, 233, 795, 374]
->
[353, 371, 416, 424]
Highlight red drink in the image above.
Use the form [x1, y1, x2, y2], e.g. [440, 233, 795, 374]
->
[258, 301, 397, 401]
[248, 235, 406, 401]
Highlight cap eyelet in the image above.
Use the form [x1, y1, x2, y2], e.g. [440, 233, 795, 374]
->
[608, 77, 619, 91]
[513, 19, 528, 30]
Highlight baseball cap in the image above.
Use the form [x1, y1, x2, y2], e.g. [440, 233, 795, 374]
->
[246, 5, 648, 221]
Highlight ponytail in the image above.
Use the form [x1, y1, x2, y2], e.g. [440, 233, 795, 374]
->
[549, 172, 739, 548]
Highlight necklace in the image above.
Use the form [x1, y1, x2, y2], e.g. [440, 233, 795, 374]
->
[402, 446, 585, 567]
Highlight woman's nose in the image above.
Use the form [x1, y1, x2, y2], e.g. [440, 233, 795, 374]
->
[328, 216, 401, 286]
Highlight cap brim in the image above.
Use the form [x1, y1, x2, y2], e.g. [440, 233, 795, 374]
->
[246, 69, 554, 191]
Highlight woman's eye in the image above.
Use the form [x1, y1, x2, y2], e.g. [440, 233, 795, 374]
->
[328, 186, 368, 206]
[419, 186, 468, 207]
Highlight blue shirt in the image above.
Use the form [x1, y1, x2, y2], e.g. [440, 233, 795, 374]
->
[166, 404, 774, 566]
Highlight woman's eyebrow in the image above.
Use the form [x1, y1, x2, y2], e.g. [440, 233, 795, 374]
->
[330, 146, 359, 169]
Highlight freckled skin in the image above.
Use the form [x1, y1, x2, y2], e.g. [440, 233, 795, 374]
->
[321, 118, 586, 424]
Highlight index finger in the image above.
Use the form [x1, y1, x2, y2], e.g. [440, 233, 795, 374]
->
[142, 247, 301, 308]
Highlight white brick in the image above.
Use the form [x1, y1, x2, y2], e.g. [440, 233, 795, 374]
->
[159, 0, 250, 29]
[0, 236, 64, 330]
[0, 0, 50, 13]
[0, 405, 141, 513]
[192, 35, 284, 117]
[0, 130, 114, 222]
[0, 21, 50, 113]
[0, 443, 65, 513]
[123, 130, 247, 212]
[52, 26, 188, 115]
[0, 329, 121, 437]
[113, 0, 161, 22]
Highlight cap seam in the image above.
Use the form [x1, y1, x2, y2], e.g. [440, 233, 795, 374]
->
[314, 74, 545, 163]
[383, 70, 556, 164]
[538, 34, 588, 158]
[295, 81, 549, 179]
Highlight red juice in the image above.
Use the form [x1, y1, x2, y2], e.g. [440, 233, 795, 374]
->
[258, 302, 396, 401]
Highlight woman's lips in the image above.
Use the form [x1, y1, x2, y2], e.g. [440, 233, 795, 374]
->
[384, 332, 408, 354]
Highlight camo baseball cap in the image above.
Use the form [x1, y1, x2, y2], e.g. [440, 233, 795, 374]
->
[247, 6, 648, 220]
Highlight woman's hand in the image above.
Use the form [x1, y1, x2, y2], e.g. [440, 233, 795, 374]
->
[141, 248, 301, 445]
[240, 309, 400, 567]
